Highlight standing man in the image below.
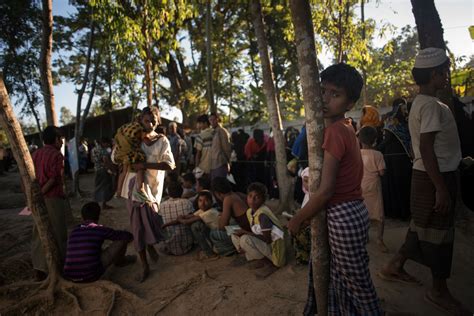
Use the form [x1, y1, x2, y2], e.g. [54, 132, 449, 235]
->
[31, 126, 70, 280]
[168, 121, 186, 176]
[381, 48, 470, 315]
[209, 112, 231, 180]
[194, 114, 213, 178]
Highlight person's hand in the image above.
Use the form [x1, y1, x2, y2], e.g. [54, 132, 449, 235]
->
[233, 229, 247, 237]
[132, 162, 146, 170]
[287, 216, 303, 235]
[434, 186, 450, 214]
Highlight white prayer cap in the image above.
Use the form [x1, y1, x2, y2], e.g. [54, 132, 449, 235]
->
[414, 47, 448, 68]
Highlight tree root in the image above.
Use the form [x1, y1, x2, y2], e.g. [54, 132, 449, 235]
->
[1, 274, 207, 315]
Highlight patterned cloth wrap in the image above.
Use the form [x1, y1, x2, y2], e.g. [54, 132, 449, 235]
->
[113, 121, 146, 171]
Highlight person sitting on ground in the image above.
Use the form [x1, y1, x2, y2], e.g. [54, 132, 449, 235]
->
[113, 106, 162, 201]
[63, 202, 135, 283]
[359, 126, 388, 253]
[163, 190, 220, 261]
[209, 177, 250, 256]
[181, 172, 197, 199]
[231, 182, 286, 279]
[158, 181, 194, 255]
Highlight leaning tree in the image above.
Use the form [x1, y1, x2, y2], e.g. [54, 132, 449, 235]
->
[289, 0, 329, 314]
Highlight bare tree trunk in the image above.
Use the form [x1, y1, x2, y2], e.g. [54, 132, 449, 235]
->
[250, 0, 293, 213]
[40, 0, 57, 126]
[360, 0, 368, 105]
[289, 0, 329, 314]
[142, 0, 153, 108]
[0, 76, 61, 291]
[206, 0, 215, 113]
[411, 0, 453, 110]
[73, 19, 95, 194]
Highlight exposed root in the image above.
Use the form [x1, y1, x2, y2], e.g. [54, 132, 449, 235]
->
[106, 290, 116, 316]
[63, 287, 83, 314]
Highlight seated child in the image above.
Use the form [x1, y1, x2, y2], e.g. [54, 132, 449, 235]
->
[181, 172, 197, 199]
[291, 167, 312, 265]
[63, 202, 135, 282]
[359, 126, 388, 252]
[113, 106, 161, 201]
[163, 190, 220, 260]
[231, 182, 286, 279]
[159, 181, 194, 255]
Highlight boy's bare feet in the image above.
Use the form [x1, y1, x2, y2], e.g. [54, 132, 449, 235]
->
[196, 251, 219, 262]
[248, 259, 265, 270]
[255, 263, 277, 280]
[229, 255, 247, 267]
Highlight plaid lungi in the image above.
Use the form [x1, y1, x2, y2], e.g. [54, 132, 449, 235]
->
[399, 170, 457, 278]
[304, 200, 383, 316]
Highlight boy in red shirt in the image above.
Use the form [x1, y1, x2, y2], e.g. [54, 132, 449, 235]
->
[288, 63, 382, 315]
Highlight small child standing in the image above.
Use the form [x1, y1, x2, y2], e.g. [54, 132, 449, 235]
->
[359, 126, 388, 252]
[113, 107, 161, 201]
[231, 182, 286, 279]
[288, 63, 382, 315]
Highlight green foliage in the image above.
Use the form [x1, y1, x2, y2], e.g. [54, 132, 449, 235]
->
[59, 106, 76, 125]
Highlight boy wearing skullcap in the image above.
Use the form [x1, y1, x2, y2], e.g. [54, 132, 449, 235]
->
[381, 48, 470, 315]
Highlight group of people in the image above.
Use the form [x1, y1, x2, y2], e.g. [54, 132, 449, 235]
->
[28, 47, 471, 315]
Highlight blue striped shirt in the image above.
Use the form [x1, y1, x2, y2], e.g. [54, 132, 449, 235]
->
[63, 221, 133, 282]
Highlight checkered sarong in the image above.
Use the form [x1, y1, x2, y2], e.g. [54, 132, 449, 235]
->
[304, 200, 383, 316]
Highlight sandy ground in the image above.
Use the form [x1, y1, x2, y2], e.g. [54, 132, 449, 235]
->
[0, 169, 473, 315]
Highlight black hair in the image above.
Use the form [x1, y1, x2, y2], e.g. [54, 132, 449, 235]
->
[411, 59, 450, 85]
[81, 201, 101, 221]
[42, 126, 63, 145]
[253, 129, 265, 146]
[358, 126, 378, 146]
[211, 177, 232, 194]
[209, 112, 220, 121]
[196, 190, 213, 203]
[197, 114, 210, 124]
[247, 182, 268, 200]
[320, 63, 363, 103]
[182, 172, 196, 185]
[197, 174, 211, 190]
[167, 181, 183, 198]
[141, 106, 161, 124]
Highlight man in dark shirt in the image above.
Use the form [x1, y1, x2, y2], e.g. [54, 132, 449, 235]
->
[64, 202, 135, 282]
[31, 126, 71, 280]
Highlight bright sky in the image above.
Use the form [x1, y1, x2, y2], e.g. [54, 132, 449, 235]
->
[14, 0, 473, 125]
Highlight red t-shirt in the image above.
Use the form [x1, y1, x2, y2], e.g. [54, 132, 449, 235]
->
[322, 118, 363, 206]
[32, 144, 65, 198]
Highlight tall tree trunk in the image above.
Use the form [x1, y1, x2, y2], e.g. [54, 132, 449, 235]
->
[250, 0, 293, 213]
[206, 0, 215, 113]
[289, 0, 329, 314]
[73, 19, 95, 194]
[411, 0, 453, 110]
[40, 0, 58, 126]
[0, 76, 61, 291]
[360, 0, 368, 105]
[142, 0, 153, 108]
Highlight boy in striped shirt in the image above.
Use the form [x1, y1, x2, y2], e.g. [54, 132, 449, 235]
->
[63, 202, 135, 282]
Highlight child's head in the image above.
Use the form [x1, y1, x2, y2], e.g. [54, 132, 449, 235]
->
[167, 181, 183, 198]
[320, 63, 363, 119]
[247, 182, 267, 211]
[182, 173, 196, 189]
[211, 177, 232, 201]
[197, 174, 211, 192]
[196, 114, 210, 130]
[42, 126, 64, 149]
[196, 190, 213, 211]
[81, 202, 101, 222]
[412, 48, 450, 88]
[301, 167, 310, 194]
[358, 126, 378, 147]
[140, 106, 160, 132]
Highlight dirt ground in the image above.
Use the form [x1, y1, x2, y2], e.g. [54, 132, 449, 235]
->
[0, 169, 473, 315]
